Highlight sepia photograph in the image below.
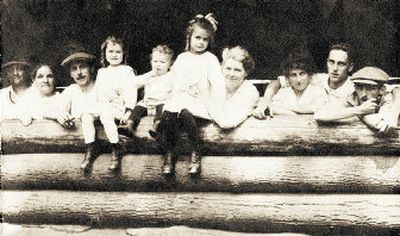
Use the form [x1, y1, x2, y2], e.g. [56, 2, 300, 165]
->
[1, 0, 400, 235]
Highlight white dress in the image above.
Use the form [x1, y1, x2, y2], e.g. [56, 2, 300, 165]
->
[163, 51, 226, 119]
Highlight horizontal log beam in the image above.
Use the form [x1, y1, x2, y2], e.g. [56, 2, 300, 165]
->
[2, 154, 400, 193]
[1, 223, 307, 236]
[1, 116, 399, 155]
[3, 190, 400, 235]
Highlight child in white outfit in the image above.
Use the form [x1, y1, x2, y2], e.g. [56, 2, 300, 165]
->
[157, 13, 226, 176]
[81, 36, 137, 171]
[119, 45, 174, 137]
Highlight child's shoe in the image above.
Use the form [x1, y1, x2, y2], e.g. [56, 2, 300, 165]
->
[118, 120, 134, 137]
[188, 151, 201, 175]
[162, 151, 175, 175]
[109, 143, 122, 171]
[81, 142, 97, 170]
[148, 120, 161, 139]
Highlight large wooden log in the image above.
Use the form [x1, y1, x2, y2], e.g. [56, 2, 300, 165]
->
[3, 190, 400, 235]
[2, 154, 400, 193]
[0, 224, 307, 236]
[1, 116, 399, 155]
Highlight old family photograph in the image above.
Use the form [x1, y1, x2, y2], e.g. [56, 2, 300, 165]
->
[1, 0, 400, 235]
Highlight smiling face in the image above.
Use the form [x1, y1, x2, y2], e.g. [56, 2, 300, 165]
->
[327, 49, 353, 88]
[189, 25, 210, 54]
[69, 61, 93, 87]
[105, 42, 123, 66]
[151, 51, 172, 76]
[222, 58, 247, 91]
[287, 69, 312, 94]
[33, 65, 55, 96]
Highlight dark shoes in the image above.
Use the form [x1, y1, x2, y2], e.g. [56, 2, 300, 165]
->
[109, 145, 122, 171]
[188, 151, 201, 175]
[81, 143, 98, 170]
[118, 121, 134, 137]
[148, 120, 160, 139]
[162, 151, 175, 175]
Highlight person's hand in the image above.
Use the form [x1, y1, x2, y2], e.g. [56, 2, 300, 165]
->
[20, 115, 32, 126]
[252, 104, 271, 119]
[57, 113, 76, 129]
[358, 98, 378, 115]
[187, 85, 200, 98]
[120, 110, 132, 124]
[375, 119, 395, 134]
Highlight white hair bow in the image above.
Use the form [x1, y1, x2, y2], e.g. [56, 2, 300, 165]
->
[191, 13, 218, 31]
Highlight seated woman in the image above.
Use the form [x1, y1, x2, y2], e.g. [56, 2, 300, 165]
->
[18, 64, 61, 125]
[211, 46, 259, 129]
[269, 53, 326, 115]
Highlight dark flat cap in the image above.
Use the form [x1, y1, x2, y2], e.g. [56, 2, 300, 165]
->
[61, 52, 96, 66]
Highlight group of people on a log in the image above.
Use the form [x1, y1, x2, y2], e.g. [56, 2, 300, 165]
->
[1, 14, 400, 176]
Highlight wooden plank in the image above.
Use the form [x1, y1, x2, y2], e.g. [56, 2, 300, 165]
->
[1, 224, 308, 236]
[3, 191, 400, 235]
[2, 154, 400, 193]
[1, 116, 399, 155]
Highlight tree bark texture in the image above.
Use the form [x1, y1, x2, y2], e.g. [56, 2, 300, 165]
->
[3, 191, 400, 235]
[1, 116, 398, 155]
[2, 154, 400, 193]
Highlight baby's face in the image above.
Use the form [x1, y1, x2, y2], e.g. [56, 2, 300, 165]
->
[151, 52, 172, 76]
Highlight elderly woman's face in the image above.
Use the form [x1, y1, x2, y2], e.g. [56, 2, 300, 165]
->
[222, 58, 247, 88]
[34, 65, 55, 96]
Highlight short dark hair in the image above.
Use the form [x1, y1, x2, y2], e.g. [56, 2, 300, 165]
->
[282, 52, 316, 78]
[329, 42, 352, 63]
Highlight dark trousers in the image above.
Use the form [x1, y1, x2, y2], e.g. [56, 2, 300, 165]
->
[157, 109, 209, 154]
[128, 104, 164, 131]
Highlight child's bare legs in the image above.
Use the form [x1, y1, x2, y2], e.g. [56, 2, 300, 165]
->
[81, 113, 98, 170]
[99, 112, 121, 170]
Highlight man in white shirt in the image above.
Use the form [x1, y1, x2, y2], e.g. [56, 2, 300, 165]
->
[0, 60, 32, 121]
[253, 43, 354, 119]
[314, 66, 397, 134]
[58, 52, 98, 171]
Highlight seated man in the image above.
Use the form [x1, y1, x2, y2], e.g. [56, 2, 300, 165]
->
[269, 53, 326, 115]
[314, 66, 397, 134]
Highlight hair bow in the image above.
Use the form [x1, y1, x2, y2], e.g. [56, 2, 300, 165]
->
[191, 13, 218, 31]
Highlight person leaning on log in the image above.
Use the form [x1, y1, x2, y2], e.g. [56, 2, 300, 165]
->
[267, 52, 326, 115]
[16, 64, 62, 126]
[314, 67, 398, 134]
[57, 52, 97, 129]
[210, 46, 259, 128]
[253, 43, 355, 119]
[0, 60, 32, 122]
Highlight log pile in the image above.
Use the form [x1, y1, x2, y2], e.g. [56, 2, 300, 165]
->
[1, 115, 400, 234]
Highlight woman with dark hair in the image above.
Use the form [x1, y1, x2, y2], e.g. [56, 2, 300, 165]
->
[18, 64, 62, 125]
[269, 53, 326, 115]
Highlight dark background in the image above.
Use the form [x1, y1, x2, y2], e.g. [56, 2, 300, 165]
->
[1, 0, 400, 87]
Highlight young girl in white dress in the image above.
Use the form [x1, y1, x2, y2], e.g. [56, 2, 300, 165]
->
[80, 36, 137, 172]
[157, 13, 226, 176]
